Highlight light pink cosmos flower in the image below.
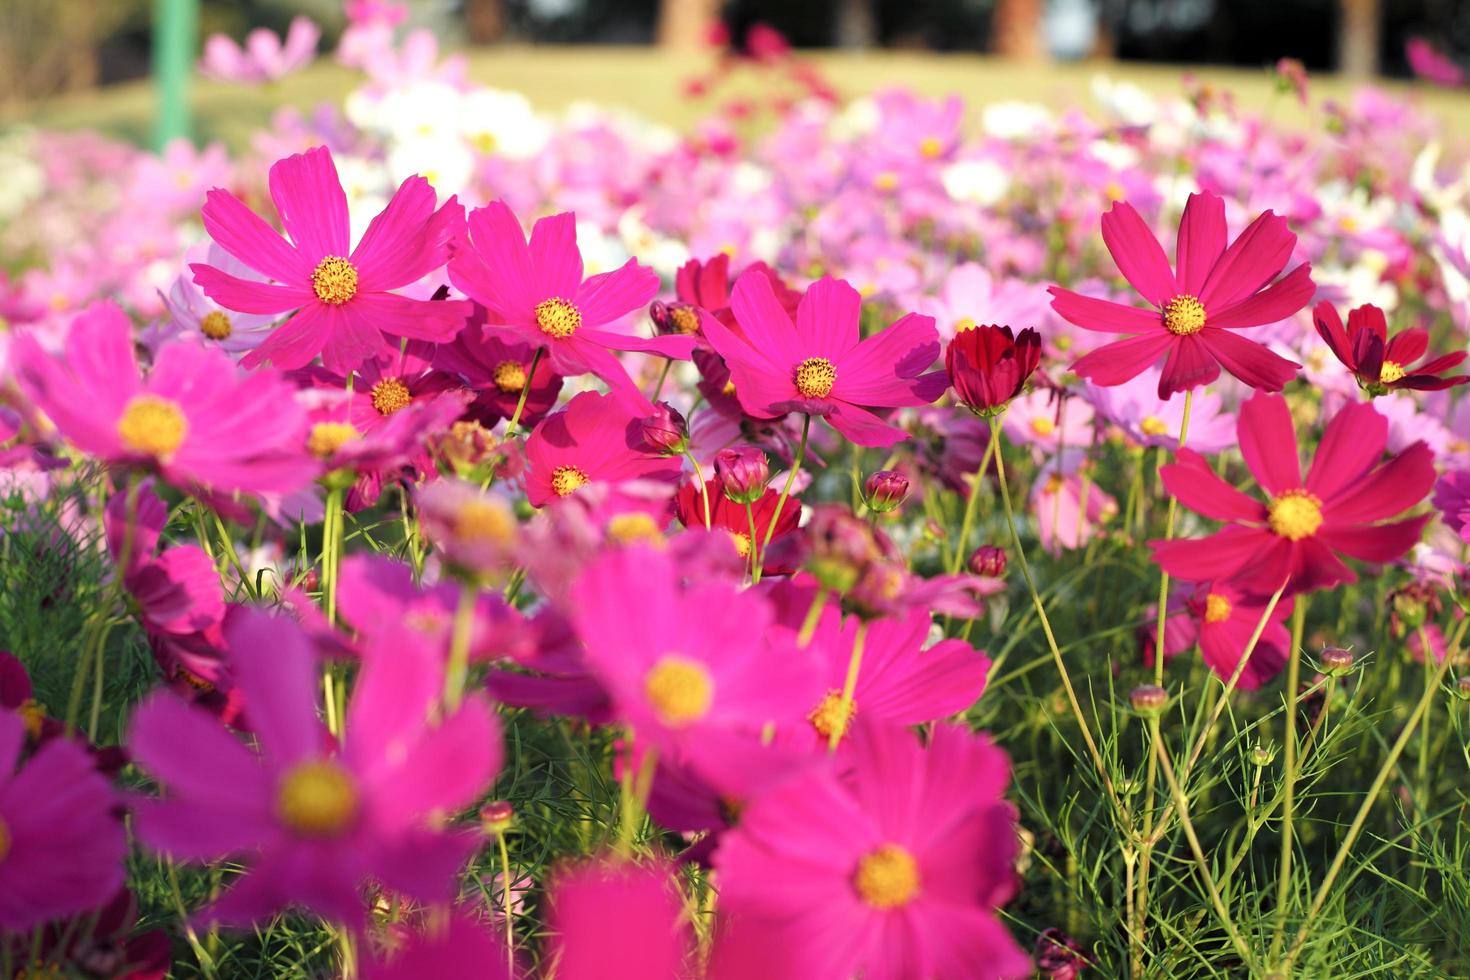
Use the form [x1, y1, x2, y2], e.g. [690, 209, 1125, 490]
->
[161, 243, 277, 355]
[13, 303, 315, 496]
[201, 16, 320, 85]
[918, 262, 1053, 341]
[1052, 191, 1313, 398]
[1031, 453, 1118, 555]
[448, 201, 693, 392]
[193, 146, 471, 373]
[1084, 368, 1235, 454]
[701, 275, 948, 448]
[1002, 389, 1095, 457]
[129, 611, 501, 929]
[544, 858, 695, 980]
[0, 710, 127, 930]
[712, 722, 1030, 980]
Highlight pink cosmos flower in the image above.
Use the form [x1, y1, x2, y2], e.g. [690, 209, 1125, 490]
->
[0, 710, 127, 930]
[571, 544, 822, 787]
[544, 858, 695, 980]
[1084, 368, 1235, 454]
[448, 202, 693, 391]
[1052, 191, 1314, 398]
[129, 611, 501, 929]
[1003, 389, 1095, 457]
[712, 722, 1030, 980]
[1152, 394, 1436, 596]
[1433, 469, 1470, 543]
[919, 262, 1053, 341]
[701, 275, 948, 447]
[105, 481, 225, 645]
[200, 16, 320, 85]
[1031, 455, 1118, 555]
[1406, 38, 1465, 88]
[1147, 583, 1293, 690]
[364, 911, 514, 980]
[293, 344, 466, 436]
[161, 243, 278, 355]
[193, 146, 471, 373]
[524, 390, 682, 508]
[435, 314, 566, 428]
[13, 303, 315, 496]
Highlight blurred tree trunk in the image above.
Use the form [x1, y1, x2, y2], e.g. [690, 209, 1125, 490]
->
[465, 0, 505, 45]
[836, 0, 876, 48]
[993, 0, 1045, 60]
[1338, 0, 1380, 77]
[657, 0, 719, 50]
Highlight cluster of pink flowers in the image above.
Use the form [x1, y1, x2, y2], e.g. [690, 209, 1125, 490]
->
[1, 10, 1469, 978]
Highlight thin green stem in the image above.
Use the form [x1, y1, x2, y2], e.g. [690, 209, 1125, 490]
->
[828, 621, 867, 753]
[1269, 596, 1309, 963]
[797, 585, 830, 647]
[444, 580, 478, 711]
[745, 502, 761, 583]
[496, 830, 515, 977]
[649, 357, 673, 402]
[948, 432, 998, 576]
[504, 348, 543, 438]
[684, 450, 712, 529]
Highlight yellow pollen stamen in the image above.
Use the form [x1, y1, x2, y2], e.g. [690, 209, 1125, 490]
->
[117, 395, 188, 459]
[1140, 416, 1170, 436]
[808, 689, 856, 741]
[275, 760, 359, 837]
[794, 357, 837, 400]
[670, 307, 701, 335]
[310, 256, 359, 306]
[19, 700, 46, 739]
[1379, 360, 1406, 384]
[1031, 417, 1057, 437]
[551, 465, 589, 498]
[874, 171, 899, 192]
[493, 360, 528, 394]
[644, 656, 714, 726]
[535, 297, 582, 338]
[1204, 593, 1232, 624]
[1163, 294, 1207, 336]
[721, 379, 737, 397]
[1267, 489, 1324, 541]
[0, 815, 9, 864]
[307, 422, 360, 459]
[919, 136, 944, 158]
[177, 668, 215, 693]
[454, 498, 515, 545]
[853, 843, 920, 909]
[954, 317, 977, 333]
[200, 310, 233, 340]
[470, 132, 498, 155]
[729, 531, 752, 559]
[370, 377, 412, 415]
[607, 512, 664, 546]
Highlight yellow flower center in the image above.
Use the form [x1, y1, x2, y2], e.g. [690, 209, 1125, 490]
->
[307, 422, 360, 459]
[1267, 490, 1324, 541]
[1140, 416, 1170, 436]
[919, 136, 944, 158]
[0, 815, 9, 864]
[669, 307, 701, 335]
[728, 531, 752, 559]
[721, 379, 737, 397]
[19, 700, 45, 739]
[200, 310, 233, 340]
[117, 394, 188, 459]
[874, 171, 900, 192]
[644, 655, 714, 727]
[607, 512, 664, 546]
[1204, 593, 1232, 624]
[1163, 294, 1207, 336]
[370, 377, 412, 415]
[551, 465, 589, 497]
[954, 317, 977, 333]
[470, 131, 498, 155]
[794, 357, 837, 400]
[535, 297, 582, 338]
[493, 360, 528, 393]
[808, 690, 856, 741]
[1379, 360, 1406, 384]
[853, 843, 920, 909]
[454, 498, 515, 545]
[1031, 417, 1056, 437]
[275, 760, 359, 837]
[310, 256, 359, 306]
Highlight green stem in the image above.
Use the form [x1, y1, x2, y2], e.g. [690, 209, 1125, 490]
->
[649, 357, 673, 403]
[504, 348, 543, 438]
[1269, 596, 1309, 963]
[745, 502, 761, 583]
[797, 585, 830, 647]
[496, 830, 515, 977]
[684, 450, 712, 529]
[444, 580, 478, 711]
[68, 476, 140, 732]
[948, 431, 998, 576]
[828, 621, 867, 753]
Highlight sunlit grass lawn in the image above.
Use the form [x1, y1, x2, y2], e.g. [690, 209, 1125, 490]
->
[10, 45, 1470, 148]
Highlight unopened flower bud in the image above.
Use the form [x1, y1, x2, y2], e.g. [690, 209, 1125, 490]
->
[806, 504, 878, 594]
[715, 446, 769, 504]
[1129, 684, 1168, 716]
[968, 544, 1007, 578]
[1320, 647, 1354, 676]
[640, 402, 688, 456]
[863, 470, 910, 513]
[1250, 742, 1277, 767]
[480, 800, 514, 834]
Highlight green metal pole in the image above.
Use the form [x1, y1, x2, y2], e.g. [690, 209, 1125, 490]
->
[152, 0, 198, 151]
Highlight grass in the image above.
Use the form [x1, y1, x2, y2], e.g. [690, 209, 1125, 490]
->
[7, 45, 1470, 149]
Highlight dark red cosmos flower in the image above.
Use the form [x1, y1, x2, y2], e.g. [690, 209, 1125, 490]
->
[674, 477, 799, 570]
[945, 325, 1041, 413]
[1312, 300, 1470, 395]
[1051, 191, 1313, 398]
[1151, 393, 1436, 596]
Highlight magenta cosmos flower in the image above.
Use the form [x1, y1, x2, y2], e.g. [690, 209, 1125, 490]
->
[1151, 394, 1436, 596]
[129, 611, 501, 929]
[544, 858, 695, 980]
[448, 201, 694, 391]
[700, 274, 948, 447]
[712, 722, 1030, 980]
[193, 145, 471, 373]
[1052, 192, 1314, 398]
[1151, 582, 1293, 690]
[524, 390, 682, 508]
[0, 710, 127, 930]
[14, 303, 315, 495]
[571, 544, 822, 788]
[1313, 300, 1470, 395]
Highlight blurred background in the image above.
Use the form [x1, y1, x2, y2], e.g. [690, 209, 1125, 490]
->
[3, 0, 1468, 143]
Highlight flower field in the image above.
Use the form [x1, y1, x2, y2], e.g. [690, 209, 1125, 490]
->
[4, 6, 1470, 978]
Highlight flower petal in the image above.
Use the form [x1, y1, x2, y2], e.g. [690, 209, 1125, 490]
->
[1197, 328, 1301, 392]
[1198, 209, 1298, 311]
[1100, 201, 1176, 306]
[1316, 514, 1431, 563]
[192, 264, 311, 315]
[796, 277, 862, 360]
[1321, 442, 1435, 525]
[1048, 287, 1163, 334]
[1160, 449, 1268, 523]
[1205, 263, 1315, 330]
[1175, 191, 1228, 296]
[1157, 334, 1221, 397]
[201, 188, 310, 284]
[1071, 332, 1174, 386]
[1150, 526, 1272, 589]
[268, 145, 351, 259]
[529, 211, 584, 302]
[1237, 392, 1302, 494]
[574, 260, 660, 328]
[1304, 399, 1388, 501]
